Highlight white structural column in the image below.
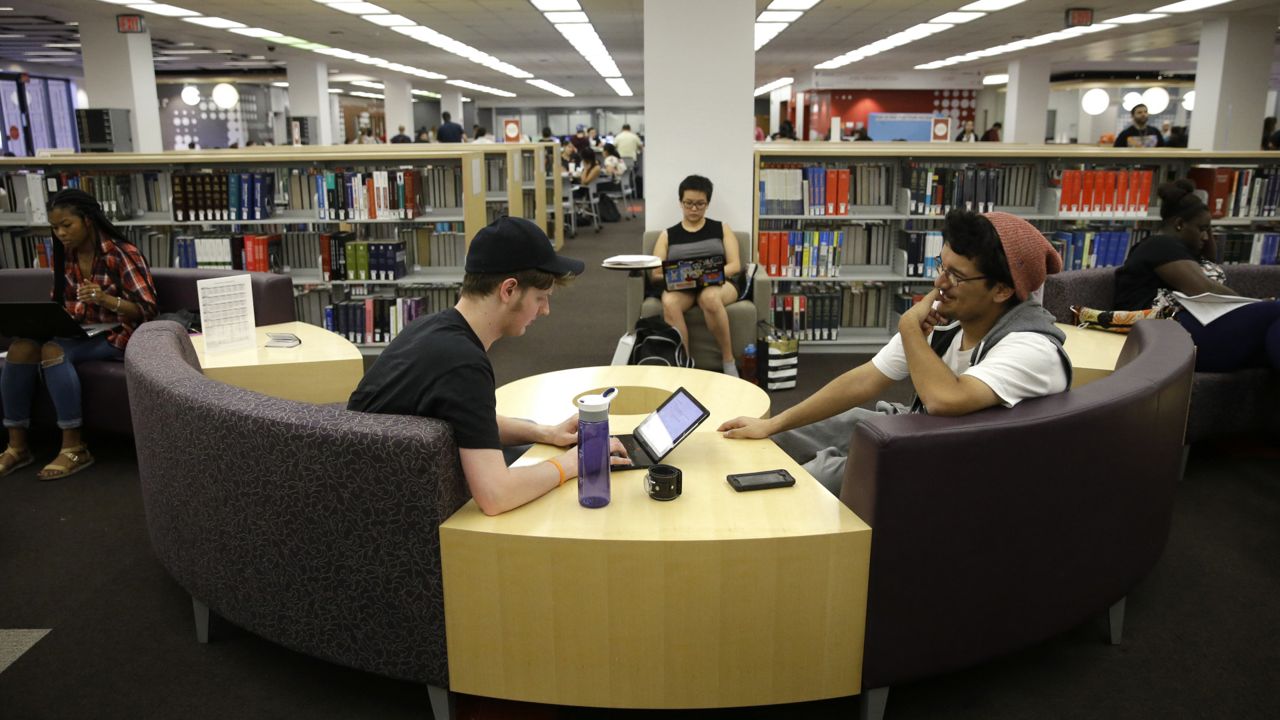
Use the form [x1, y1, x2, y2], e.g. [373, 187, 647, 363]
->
[440, 91, 465, 127]
[382, 74, 414, 139]
[1188, 13, 1276, 151]
[1003, 56, 1051, 144]
[78, 15, 162, 152]
[768, 85, 790, 135]
[643, 0, 755, 232]
[286, 56, 333, 145]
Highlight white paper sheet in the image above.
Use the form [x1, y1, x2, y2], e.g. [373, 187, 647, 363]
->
[197, 274, 257, 353]
[1172, 291, 1258, 326]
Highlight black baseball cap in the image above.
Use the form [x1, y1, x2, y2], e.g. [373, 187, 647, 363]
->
[465, 216, 585, 276]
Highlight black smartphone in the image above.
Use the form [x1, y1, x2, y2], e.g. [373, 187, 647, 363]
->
[726, 469, 797, 492]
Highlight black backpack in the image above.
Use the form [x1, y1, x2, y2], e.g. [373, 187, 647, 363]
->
[598, 194, 622, 222]
[628, 316, 693, 368]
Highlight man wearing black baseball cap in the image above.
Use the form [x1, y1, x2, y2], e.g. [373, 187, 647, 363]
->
[349, 216, 626, 515]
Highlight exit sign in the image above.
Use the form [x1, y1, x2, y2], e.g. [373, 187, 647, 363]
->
[117, 14, 147, 34]
[1064, 8, 1094, 27]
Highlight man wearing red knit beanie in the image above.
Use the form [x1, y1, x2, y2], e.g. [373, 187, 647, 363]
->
[720, 209, 1071, 495]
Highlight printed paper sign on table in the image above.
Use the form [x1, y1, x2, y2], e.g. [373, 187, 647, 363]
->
[197, 274, 256, 354]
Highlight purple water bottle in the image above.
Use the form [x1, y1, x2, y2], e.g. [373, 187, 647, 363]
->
[576, 389, 615, 508]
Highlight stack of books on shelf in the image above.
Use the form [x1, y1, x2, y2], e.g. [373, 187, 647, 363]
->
[758, 162, 895, 215]
[906, 163, 1040, 216]
[171, 171, 277, 222]
[44, 171, 166, 221]
[1217, 231, 1280, 265]
[318, 284, 459, 345]
[905, 229, 944, 279]
[485, 156, 508, 193]
[0, 230, 52, 269]
[1056, 168, 1154, 218]
[767, 281, 896, 341]
[317, 231, 407, 281]
[757, 222, 898, 277]
[1188, 166, 1280, 219]
[173, 234, 283, 272]
[1052, 229, 1140, 270]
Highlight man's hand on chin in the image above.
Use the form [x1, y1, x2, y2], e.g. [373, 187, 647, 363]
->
[898, 288, 946, 337]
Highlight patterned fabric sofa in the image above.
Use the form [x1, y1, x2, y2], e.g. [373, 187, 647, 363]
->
[840, 320, 1195, 720]
[125, 321, 470, 719]
[1042, 264, 1280, 443]
[0, 268, 295, 436]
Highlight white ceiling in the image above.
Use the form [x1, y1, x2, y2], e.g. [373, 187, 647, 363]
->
[0, 0, 1277, 101]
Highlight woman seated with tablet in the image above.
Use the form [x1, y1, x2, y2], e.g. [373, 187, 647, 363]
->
[649, 175, 742, 376]
[0, 189, 157, 480]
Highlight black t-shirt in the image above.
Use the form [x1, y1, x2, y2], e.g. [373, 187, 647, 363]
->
[347, 308, 501, 450]
[1114, 125, 1164, 148]
[437, 122, 464, 143]
[1113, 233, 1196, 310]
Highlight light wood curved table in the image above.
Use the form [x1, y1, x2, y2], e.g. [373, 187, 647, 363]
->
[188, 321, 362, 404]
[441, 366, 871, 710]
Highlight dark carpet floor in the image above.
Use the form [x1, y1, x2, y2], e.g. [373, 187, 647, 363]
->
[2, 208, 1277, 719]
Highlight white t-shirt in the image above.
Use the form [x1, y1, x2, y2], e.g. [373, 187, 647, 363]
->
[871, 324, 1069, 408]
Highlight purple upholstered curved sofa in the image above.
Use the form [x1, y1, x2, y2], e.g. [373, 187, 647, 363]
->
[0, 268, 294, 436]
[840, 320, 1195, 719]
[125, 321, 469, 719]
[1042, 264, 1280, 444]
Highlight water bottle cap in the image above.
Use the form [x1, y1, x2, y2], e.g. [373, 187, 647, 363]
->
[576, 393, 613, 414]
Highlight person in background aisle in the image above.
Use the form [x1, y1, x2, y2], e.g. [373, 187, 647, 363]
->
[416, 127, 432, 142]
[355, 127, 381, 144]
[437, 112, 465, 143]
[1262, 116, 1277, 150]
[347, 217, 628, 515]
[613, 123, 642, 162]
[471, 127, 494, 144]
[649, 175, 743, 377]
[390, 125, 412, 144]
[1113, 179, 1280, 373]
[571, 147, 601, 202]
[599, 143, 626, 190]
[719, 210, 1070, 494]
[586, 127, 600, 147]
[569, 125, 590, 155]
[754, 122, 766, 142]
[1166, 125, 1189, 148]
[1114, 104, 1164, 148]
[1160, 120, 1174, 145]
[0, 189, 158, 480]
[955, 119, 979, 142]
[981, 122, 1002, 141]
[540, 126, 558, 144]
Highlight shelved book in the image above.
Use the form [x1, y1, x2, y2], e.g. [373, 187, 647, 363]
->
[173, 233, 282, 272]
[43, 171, 166, 221]
[171, 171, 277, 222]
[322, 285, 459, 345]
[768, 282, 894, 340]
[906, 163, 1040, 216]
[757, 222, 897, 277]
[485, 156, 508, 193]
[1217, 232, 1280, 265]
[317, 231, 408, 281]
[758, 162, 895, 215]
[1057, 168, 1154, 218]
[1188, 166, 1280, 219]
[1052, 229, 1139, 270]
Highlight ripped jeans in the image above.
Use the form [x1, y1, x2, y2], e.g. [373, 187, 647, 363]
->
[1, 335, 124, 430]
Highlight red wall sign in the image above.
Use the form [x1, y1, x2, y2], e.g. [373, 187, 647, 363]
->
[117, 14, 147, 34]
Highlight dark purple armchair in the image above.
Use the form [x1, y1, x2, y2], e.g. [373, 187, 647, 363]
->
[841, 320, 1195, 719]
[0, 268, 295, 436]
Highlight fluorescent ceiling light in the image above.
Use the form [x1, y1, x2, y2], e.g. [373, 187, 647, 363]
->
[959, 0, 1024, 10]
[328, 88, 344, 93]
[350, 91, 384, 99]
[1101, 13, 1168, 23]
[982, 73, 1008, 85]
[44, 42, 81, 48]
[754, 77, 794, 96]
[931, 12, 984, 24]
[768, 0, 820, 8]
[411, 89, 441, 98]
[545, 11, 589, 23]
[273, 36, 310, 46]
[531, 0, 580, 10]
[99, 0, 146, 4]
[1150, 0, 1233, 12]
[527, 78, 575, 97]
[131, 3, 198, 16]
[326, 2, 388, 14]
[351, 80, 385, 89]
[363, 14, 416, 27]
[758, 10, 802, 22]
[605, 78, 633, 97]
[446, 79, 517, 98]
[755, 22, 789, 50]
[158, 48, 210, 54]
[184, 17, 246, 29]
[272, 81, 289, 87]
[229, 27, 283, 38]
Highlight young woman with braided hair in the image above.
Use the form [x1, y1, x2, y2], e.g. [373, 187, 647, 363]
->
[0, 189, 157, 479]
[1113, 179, 1280, 373]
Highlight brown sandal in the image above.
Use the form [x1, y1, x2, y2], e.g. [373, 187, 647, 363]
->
[0, 446, 34, 477]
[36, 445, 94, 481]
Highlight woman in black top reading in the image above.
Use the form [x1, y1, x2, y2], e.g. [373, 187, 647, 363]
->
[649, 175, 743, 376]
[1113, 179, 1280, 372]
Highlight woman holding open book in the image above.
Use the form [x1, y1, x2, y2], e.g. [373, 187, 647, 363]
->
[0, 189, 157, 480]
[1113, 179, 1279, 372]
[649, 174, 743, 376]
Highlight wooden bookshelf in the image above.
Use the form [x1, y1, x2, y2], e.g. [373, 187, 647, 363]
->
[753, 142, 1280, 354]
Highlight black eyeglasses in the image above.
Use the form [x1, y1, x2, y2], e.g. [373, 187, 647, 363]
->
[933, 256, 987, 285]
[681, 200, 708, 209]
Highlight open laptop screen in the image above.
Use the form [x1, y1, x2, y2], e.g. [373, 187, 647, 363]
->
[634, 388, 708, 460]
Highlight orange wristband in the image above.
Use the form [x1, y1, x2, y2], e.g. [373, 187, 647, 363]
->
[548, 458, 566, 486]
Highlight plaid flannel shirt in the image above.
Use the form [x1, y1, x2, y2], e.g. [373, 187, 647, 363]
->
[60, 232, 158, 350]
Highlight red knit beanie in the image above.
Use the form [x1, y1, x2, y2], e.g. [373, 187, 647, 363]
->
[982, 212, 1062, 301]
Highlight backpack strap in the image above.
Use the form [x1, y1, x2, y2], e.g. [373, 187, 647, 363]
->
[907, 325, 962, 414]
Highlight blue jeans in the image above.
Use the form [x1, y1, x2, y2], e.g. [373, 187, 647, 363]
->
[1177, 300, 1280, 373]
[2, 335, 124, 430]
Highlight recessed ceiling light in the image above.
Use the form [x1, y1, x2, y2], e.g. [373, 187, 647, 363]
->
[526, 78, 574, 97]
[531, 1, 581, 10]
[931, 12, 984, 24]
[328, 88, 344, 93]
[229, 28, 284, 38]
[183, 17, 246, 29]
[1101, 13, 1168, 24]
[754, 77, 794, 96]
[545, 11, 589, 23]
[959, 0, 1024, 10]
[446, 79, 516, 98]
[129, 3, 199, 16]
[362, 14, 416, 27]
[1150, 0, 1232, 11]
[326, 2, 388, 15]
[982, 73, 1008, 85]
[766, 1, 820, 9]
[605, 78, 632, 96]
[757, 11, 802, 22]
[272, 81, 289, 87]
[44, 43, 81, 48]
